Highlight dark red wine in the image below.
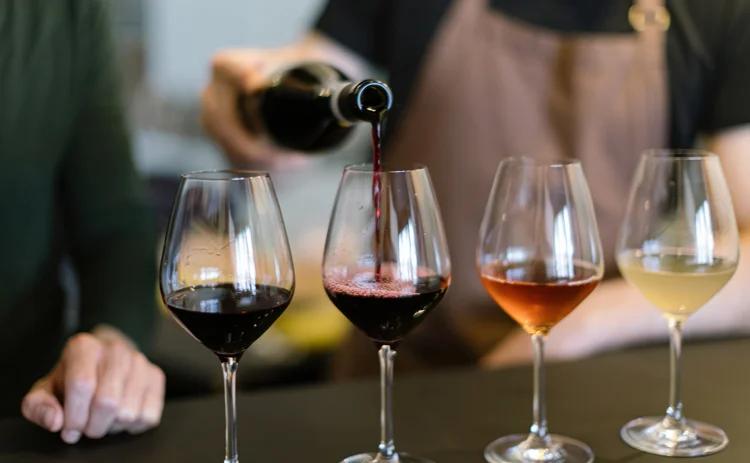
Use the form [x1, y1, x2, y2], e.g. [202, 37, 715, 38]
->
[165, 284, 292, 359]
[371, 119, 384, 280]
[324, 276, 448, 345]
[238, 63, 392, 152]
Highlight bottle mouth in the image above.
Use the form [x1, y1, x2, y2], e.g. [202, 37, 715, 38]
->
[354, 80, 393, 121]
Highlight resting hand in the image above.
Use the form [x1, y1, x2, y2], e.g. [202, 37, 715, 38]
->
[22, 327, 165, 444]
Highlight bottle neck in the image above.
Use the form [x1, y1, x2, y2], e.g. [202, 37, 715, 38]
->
[333, 80, 393, 125]
[329, 82, 357, 126]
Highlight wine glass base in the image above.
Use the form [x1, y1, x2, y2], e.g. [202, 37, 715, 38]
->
[484, 434, 594, 463]
[340, 452, 434, 463]
[621, 416, 728, 457]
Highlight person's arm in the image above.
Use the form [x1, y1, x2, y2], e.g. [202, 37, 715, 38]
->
[202, 0, 384, 166]
[22, 0, 164, 443]
[60, 1, 157, 349]
[482, 127, 750, 367]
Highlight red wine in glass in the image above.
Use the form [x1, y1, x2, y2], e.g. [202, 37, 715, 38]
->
[324, 275, 448, 345]
[160, 171, 294, 463]
[371, 120, 383, 280]
[364, 99, 389, 281]
[323, 165, 450, 463]
[165, 283, 292, 359]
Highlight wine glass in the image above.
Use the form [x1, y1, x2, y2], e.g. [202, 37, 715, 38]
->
[477, 157, 603, 463]
[617, 150, 738, 457]
[323, 164, 451, 463]
[160, 171, 295, 463]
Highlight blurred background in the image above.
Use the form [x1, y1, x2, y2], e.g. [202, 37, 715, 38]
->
[111, 0, 368, 397]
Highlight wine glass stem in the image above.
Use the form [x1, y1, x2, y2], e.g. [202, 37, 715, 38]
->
[666, 318, 685, 423]
[222, 357, 240, 463]
[378, 345, 397, 460]
[530, 334, 549, 439]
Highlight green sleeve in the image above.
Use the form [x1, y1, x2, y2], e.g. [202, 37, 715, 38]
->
[61, 0, 158, 350]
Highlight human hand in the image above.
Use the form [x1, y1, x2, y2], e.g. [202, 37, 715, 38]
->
[21, 327, 166, 444]
[201, 47, 310, 168]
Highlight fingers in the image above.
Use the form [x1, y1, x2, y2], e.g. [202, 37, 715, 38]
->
[127, 365, 166, 435]
[202, 81, 310, 168]
[84, 341, 132, 439]
[116, 352, 149, 424]
[108, 363, 166, 436]
[210, 50, 266, 92]
[142, 365, 166, 427]
[60, 333, 103, 444]
[25, 331, 167, 444]
[109, 419, 130, 435]
[202, 49, 311, 167]
[200, 81, 268, 164]
[21, 376, 64, 432]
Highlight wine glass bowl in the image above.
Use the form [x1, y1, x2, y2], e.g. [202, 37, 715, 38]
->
[479, 259, 600, 337]
[323, 164, 451, 463]
[617, 150, 738, 457]
[160, 170, 294, 463]
[477, 157, 603, 463]
[323, 263, 449, 346]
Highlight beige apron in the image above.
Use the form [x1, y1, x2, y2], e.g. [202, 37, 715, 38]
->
[335, 0, 669, 376]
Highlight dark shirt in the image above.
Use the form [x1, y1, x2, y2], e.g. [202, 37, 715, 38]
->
[316, 0, 750, 149]
[316, 0, 750, 376]
[0, 0, 157, 414]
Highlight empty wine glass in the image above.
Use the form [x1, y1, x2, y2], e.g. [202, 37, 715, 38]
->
[160, 171, 295, 463]
[478, 157, 603, 463]
[617, 150, 738, 456]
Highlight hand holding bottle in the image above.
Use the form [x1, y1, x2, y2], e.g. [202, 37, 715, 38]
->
[201, 48, 308, 167]
[202, 34, 387, 167]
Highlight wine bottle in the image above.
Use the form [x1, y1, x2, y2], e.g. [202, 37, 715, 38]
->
[237, 62, 392, 152]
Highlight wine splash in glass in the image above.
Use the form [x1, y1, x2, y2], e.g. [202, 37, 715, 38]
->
[323, 164, 451, 463]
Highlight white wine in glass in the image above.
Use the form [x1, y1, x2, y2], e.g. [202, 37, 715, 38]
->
[617, 150, 739, 457]
[617, 250, 736, 320]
